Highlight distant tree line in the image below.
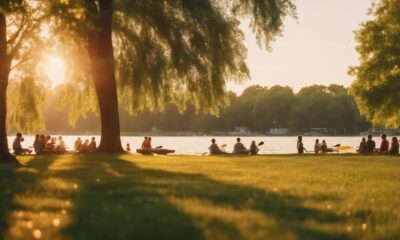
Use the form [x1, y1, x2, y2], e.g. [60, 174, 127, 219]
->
[39, 84, 370, 135]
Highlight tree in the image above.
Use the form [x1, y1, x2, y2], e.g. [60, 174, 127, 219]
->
[52, 0, 296, 153]
[349, 0, 400, 128]
[0, 1, 46, 163]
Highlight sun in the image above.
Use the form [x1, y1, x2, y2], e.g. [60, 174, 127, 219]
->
[42, 54, 66, 88]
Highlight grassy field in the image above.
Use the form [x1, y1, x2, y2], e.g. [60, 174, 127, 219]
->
[1, 154, 400, 240]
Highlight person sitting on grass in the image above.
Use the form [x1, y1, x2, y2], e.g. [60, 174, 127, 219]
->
[380, 134, 389, 153]
[358, 137, 368, 154]
[45, 137, 56, 154]
[12, 133, 32, 155]
[314, 139, 321, 154]
[209, 138, 225, 155]
[126, 143, 131, 152]
[367, 135, 376, 153]
[33, 134, 42, 154]
[56, 136, 67, 154]
[74, 137, 83, 152]
[249, 141, 259, 155]
[321, 140, 335, 153]
[389, 137, 399, 155]
[297, 136, 305, 154]
[88, 137, 97, 152]
[80, 139, 90, 153]
[233, 138, 248, 154]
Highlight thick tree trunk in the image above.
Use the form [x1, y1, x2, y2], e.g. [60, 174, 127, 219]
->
[0, 14, 17, 164]
[87, 0, 124, 153]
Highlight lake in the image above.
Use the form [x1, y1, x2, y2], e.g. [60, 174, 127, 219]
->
[7, 135, 374, 155]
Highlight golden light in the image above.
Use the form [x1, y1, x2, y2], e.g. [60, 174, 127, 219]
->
[42, 54, 66, 88]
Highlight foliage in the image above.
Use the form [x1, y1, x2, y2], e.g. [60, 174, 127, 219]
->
[46, 0, 296, 121]
[1, 154, 400, 239]
[40, 84, 370, 134]
[350, 0, 400, 128]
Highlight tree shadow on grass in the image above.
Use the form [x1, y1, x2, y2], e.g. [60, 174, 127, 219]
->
[1, 155, 353, 240]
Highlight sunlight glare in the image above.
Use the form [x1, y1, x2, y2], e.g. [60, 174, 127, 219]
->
[42, 55, 66, 88]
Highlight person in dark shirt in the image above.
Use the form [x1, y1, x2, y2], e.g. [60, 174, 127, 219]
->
[209, 138, 224, 155]
[297, 136, 305, 154]
[366, 135, 376, 153]
[233, 138, 248, 154]
[358, 137, 368, 153]
[380, 134, 389, 153]
[389, 137, 399, 155]
[12, 133, 31, 155]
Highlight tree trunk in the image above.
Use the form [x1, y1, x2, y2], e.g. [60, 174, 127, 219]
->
[0, 13, 17, 164]
[87, 0, 124, 153]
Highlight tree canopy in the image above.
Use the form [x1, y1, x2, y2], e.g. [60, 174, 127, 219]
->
[350, 0, 400, 128]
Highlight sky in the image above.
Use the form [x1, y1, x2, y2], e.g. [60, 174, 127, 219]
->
[228, 0, 375, 94]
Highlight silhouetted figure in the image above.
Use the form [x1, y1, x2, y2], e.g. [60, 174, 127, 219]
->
[233, 138, 248, 154]
[56, 136, 67, 154]
[249, 141, 259, 155]
[45, 137, 56, 154]
[81, 139, 90, 153]
[321, 140, 334, 153]
[88, 137, 97, 152]
[367, 135, 376, 153]
[74, 137, 83, 152]
[297, 136, 305, 154]
[142, 136, 151, 149]
[33, 134, 42, 154]
[380, 134, 389, 153]
[209, 138, 224, 155]
[358, 137, 368, 153]
[389, 137, 399, 155]
[126, 143, 131, 152]
[314, 139, 321, 154]
[12, 133, 31, 155]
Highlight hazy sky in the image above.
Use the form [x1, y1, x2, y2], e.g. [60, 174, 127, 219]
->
[228, 0, 375, 93]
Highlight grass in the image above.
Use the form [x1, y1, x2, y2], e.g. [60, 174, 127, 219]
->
[1, 154, 400, 240]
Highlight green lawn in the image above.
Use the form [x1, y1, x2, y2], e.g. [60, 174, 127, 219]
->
[1, 154, 400, 240]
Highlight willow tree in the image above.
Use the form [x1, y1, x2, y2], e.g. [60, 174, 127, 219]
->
[53, 0, 296, 152]
[0, 1, 46, 163]
[350, 0, 400, 127]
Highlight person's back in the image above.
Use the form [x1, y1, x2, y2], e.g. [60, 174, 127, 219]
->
[209, 138, 223, 155]
[233, 138, 247, 154]
[88, 138, 97, 152]
[366, 136, 375, 153]
[390, 137, 399, 155]
[33, 135, 41, 154]
[74, 138, 82, 151]
[249, 141, 259, 155]
[314, 139, 321, 153]
[359, 138, 368, 153]
[297, 136, 304, 154]
[380, 134, 389, 152]
[321, 142, 328, 153]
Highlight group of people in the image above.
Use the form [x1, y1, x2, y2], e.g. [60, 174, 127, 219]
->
[296, 134, 400, 155]
[358, 134, 399, 154]
[209, 138, 259, 155]
[12, 133, 68, 155]
[74, 137, 97, 153]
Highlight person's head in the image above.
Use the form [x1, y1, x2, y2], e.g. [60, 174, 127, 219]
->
[35, 134, 39, 140]
[91, 137, 95, 141]
[148, 137, 152, 141]
[362, 137, 366, 142]
[211, 138, 216, 144]
[16, 133, 22, 138]
[298, 136, 302, 142]
[58, 136, 62, 140]
[85, 139, 89, 144]
[51, 138, 56, 144]
[78, 137, 81, 141]
[382, 134, 387, 140]
[237, 138, 241, 142]
[315, 139, 319, 144]
[368, 134, 372, 140]
[392, 137, 398, 143]
[251, 140, 256, 145]
[127, 143, 130, 147]
[322, 140, 326, 144]
[144, 136, 148, 140]
[40, 135, 45, 141]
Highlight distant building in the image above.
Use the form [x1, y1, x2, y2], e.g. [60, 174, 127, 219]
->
[229, 126, 251, 136]
[269, 128, 289, 136]
[304, 128, 328, 136]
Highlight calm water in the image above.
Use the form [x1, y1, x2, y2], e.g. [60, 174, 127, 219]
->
[7, 136, 372, 155]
